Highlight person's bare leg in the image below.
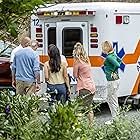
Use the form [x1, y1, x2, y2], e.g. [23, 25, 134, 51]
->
[87, 110, 94, 127]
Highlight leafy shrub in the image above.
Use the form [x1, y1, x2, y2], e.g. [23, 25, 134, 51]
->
[45, 101, 86, 140]
[1, 89, 140, 140]
[0, 90, 40, 139]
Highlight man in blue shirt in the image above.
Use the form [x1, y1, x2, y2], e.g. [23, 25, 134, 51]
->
[10, 37, 31, 63]
[11, 40, 40, 95]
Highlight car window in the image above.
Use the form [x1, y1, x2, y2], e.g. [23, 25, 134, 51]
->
[0, 41, 15, 58]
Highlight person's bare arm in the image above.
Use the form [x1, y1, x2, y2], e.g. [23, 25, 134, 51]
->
[44, 62, 49, 82]
[40, 62, 44, 67]
[73, 59, 79, 79]
[63, 63, 71, 94]
[12, 71, 16, 89]
[34, 72, 41, 92]
[33, 55, 41, 92]
[11, 57, 16, 88]
[35, 73, 40, 83]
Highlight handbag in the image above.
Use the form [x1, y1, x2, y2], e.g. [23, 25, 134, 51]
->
[111, 72, 119, 80]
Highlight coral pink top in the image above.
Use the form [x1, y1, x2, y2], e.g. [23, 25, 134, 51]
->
[73, 60, 96, 93]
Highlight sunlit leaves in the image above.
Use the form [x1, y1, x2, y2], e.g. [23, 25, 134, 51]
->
[0, 0, 51, 41]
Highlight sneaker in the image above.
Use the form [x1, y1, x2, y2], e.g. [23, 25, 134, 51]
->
[105, 120, 113, 125]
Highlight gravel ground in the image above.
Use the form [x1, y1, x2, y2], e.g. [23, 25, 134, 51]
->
[94, 103, 140, 124]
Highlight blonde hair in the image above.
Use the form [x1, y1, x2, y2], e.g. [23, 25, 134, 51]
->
[102, 41, 113, 53]
[73, 42, 90, 64]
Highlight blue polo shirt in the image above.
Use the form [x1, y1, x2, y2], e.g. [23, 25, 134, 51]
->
[11, 47, 40, 82]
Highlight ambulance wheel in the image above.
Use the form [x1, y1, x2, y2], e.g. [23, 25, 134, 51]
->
[138, 82, 140, 94]
[133, 82, 140, 108]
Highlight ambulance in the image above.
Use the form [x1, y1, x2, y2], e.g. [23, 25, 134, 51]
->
[31, 2, 140, 104]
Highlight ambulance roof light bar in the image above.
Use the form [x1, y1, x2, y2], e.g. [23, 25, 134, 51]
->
[36, 10, 96, 17]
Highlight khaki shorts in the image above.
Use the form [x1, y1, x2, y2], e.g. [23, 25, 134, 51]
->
[78, 89, 94, 108]
[16, 80, 35, 95]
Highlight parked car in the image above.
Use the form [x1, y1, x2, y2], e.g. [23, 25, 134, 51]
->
[0, 41, 15, 88]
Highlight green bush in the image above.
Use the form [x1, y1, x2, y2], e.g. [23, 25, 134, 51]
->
[1, 90, 140, 140]
[0, 90, 40, 139]
[45, 101, 86, 140]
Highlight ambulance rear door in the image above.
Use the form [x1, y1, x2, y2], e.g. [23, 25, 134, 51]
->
[56, 22, 88, 57]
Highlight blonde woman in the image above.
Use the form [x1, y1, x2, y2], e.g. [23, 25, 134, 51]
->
[102, 41, 122, 124]
[73, 42, 96, 127]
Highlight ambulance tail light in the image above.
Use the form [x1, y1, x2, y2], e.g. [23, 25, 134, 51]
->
[35, 27, 43, 48]
[36, 28, 42, 32]
[90, 33, 98, 37]
[39, 44, 43, 47]
[36, 34, 43, 38]
[36, 39, 43, 42]
[88, 11, 94, 15]
[91, 27, 97, 32]
[90, 39, 98, 43]
[116, 16, 122, 24]
[36, 11, 44, 16]
[79, 11, 86, 15]
[91, 44, 98, 48]
[90, 26, 98, 48]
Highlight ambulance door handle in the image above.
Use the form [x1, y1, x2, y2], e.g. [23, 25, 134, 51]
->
[81, 23, 85, 27]
[46, 24, 49, 27]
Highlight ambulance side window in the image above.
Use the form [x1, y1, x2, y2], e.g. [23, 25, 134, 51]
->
[62, 28, 82, 57]
[48, 27, 56, 46]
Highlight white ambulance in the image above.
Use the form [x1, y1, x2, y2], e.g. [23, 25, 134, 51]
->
[31, 2, 140, 104]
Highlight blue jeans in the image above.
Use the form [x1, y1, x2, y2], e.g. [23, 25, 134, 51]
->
[47, 82, 67, 103]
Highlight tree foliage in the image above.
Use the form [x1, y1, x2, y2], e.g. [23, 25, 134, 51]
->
[0, 0, 51, 42]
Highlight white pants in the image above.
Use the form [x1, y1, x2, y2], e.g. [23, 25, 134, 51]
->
[106, 80, 120, 118]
